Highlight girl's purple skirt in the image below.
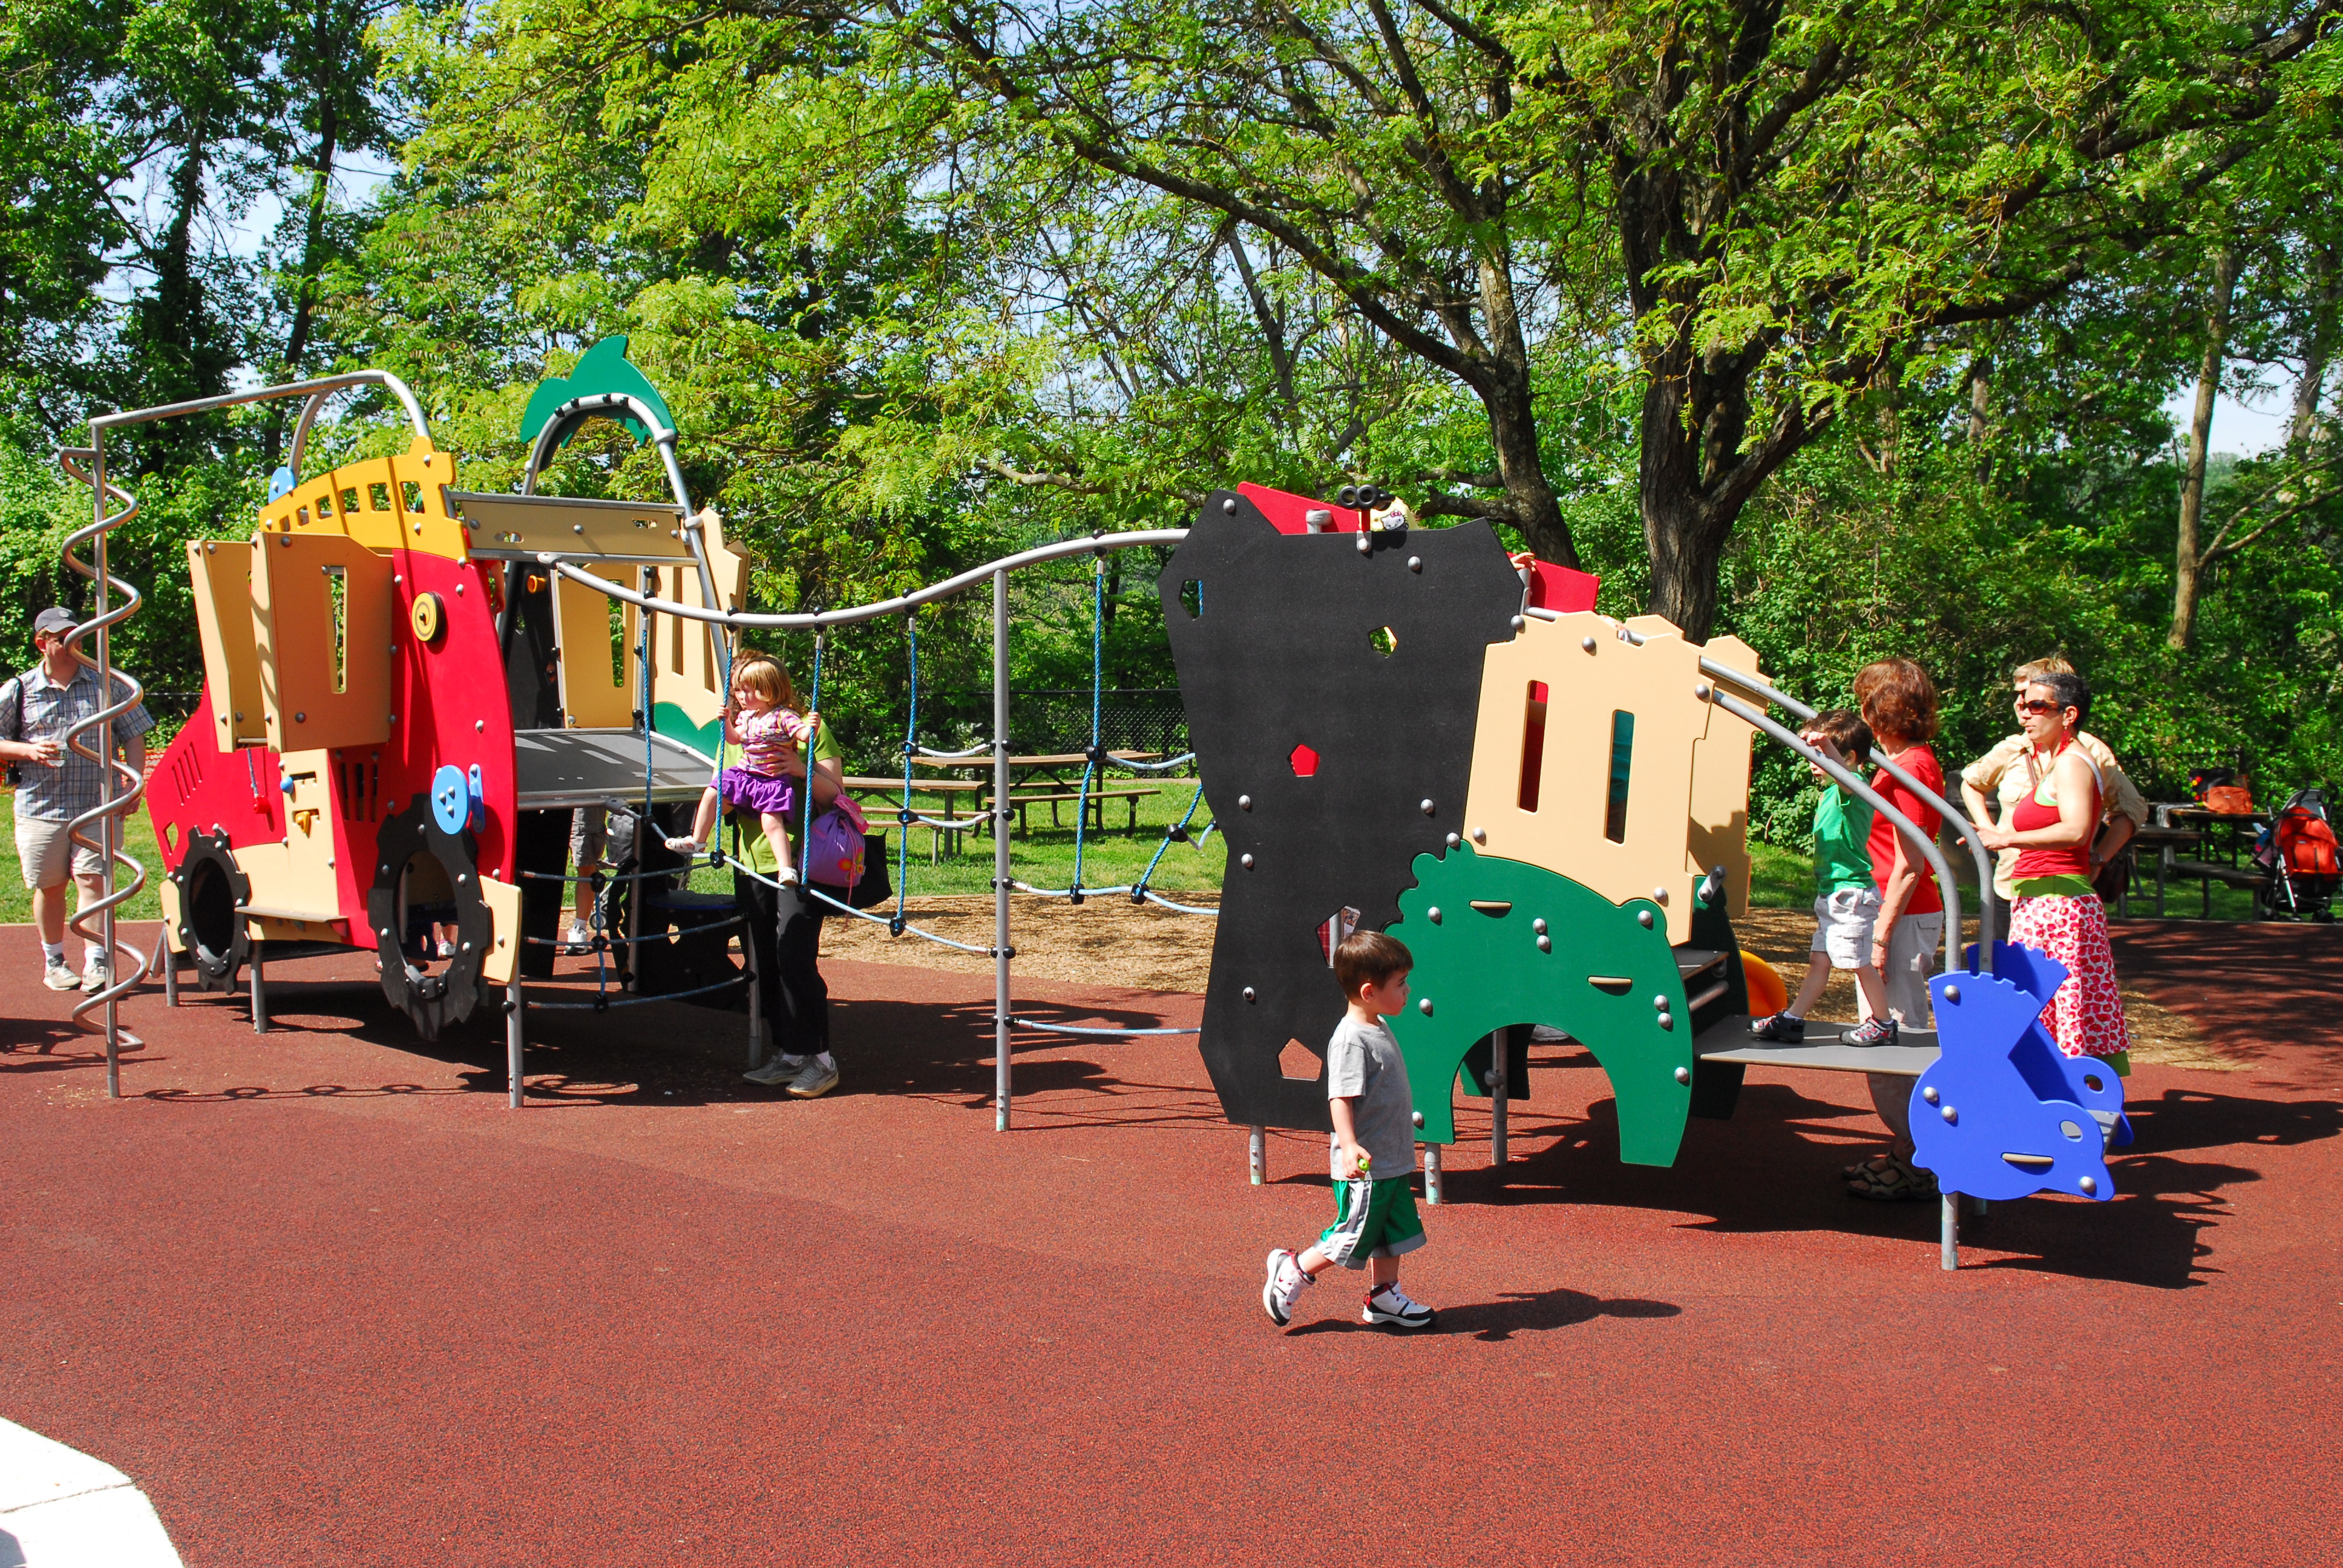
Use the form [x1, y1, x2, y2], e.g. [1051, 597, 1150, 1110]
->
[718, 766, 798, 820]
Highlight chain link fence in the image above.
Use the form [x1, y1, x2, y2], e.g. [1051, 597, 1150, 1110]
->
[920, 688, 1190, 758]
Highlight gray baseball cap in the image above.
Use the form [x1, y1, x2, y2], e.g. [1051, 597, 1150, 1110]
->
[32, 607, 76, 638]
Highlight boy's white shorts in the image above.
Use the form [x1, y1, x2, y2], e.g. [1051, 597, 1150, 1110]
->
[1810, 887, 1883, 970]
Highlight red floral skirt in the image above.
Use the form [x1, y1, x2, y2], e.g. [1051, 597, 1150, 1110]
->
[2008, 892, 2131, 1060]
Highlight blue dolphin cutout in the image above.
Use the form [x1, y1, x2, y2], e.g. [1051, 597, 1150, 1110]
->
[1911, 955, 2116, 1203]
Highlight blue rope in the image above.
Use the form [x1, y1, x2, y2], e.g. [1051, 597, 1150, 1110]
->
[1132, 780, 1208, 900]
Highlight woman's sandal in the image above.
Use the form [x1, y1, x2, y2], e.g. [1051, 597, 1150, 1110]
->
[1846, 1157, 1938, 1202]
[1841, 1152, 1900, 1181]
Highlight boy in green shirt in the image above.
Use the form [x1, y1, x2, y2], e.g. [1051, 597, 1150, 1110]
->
[1750, 709, 1898, 1045]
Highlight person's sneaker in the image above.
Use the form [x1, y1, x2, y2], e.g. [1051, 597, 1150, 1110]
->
[562, 920, 593, 955]
[80, 956, 110, 993]
[1748, 1011, 1804, 1042]
[1843, 1016, 1899, 1047]
[785, 1056, 840, 1099]
[1362, 1282, 1437, 1330]
[1262, 1248, 1309, 1327]
[42, 957, 78, 991]
[742, 1057, 795, 1086]
[435, 939, 454, 959]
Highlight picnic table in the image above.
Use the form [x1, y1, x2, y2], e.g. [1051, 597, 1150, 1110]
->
[909, 751, 1165, 837]
[842, 776, 988, 862]
[2146, 803, 2273, 917]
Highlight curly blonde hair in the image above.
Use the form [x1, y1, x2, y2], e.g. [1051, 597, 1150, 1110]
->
[731, 653, 795, 710]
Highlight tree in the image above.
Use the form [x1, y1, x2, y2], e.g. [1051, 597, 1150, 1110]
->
[695, 0, 2339, 635]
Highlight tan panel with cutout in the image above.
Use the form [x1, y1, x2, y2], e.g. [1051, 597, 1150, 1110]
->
[642, 509, 753, 748]
[1460, 612, 1723, 946]
[251, 532, 395, 752]
[188, 539, 266, 751]
[235, 750, 341, 924]
[477, 872, 522, 987]
[552, 563, 636, 729]
[1686, 633, 1761, 916]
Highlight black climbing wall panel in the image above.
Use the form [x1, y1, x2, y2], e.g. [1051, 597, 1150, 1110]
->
[1162, 491, 1525, 1132]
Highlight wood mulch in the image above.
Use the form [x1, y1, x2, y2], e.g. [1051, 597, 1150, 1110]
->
[826, 893, 2236, 1070]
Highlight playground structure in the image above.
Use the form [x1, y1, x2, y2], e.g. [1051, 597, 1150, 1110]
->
[55, 343, 2131, 1269]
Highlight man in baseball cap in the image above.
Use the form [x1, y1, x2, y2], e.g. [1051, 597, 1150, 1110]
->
[0, 609, 154, 993]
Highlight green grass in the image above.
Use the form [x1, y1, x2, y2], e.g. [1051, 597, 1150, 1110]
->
[831, 776, 1226, 899]
[0, 788, 166, 926]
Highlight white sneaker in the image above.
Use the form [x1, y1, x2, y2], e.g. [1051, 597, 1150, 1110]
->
[785, 1056, 840, 1099]
[1363, 1282, 1436, 1330]
[80, 956, 111, 993]
[42, 958, 78, 991]
[1262, 1249, 1311, 1327]
[435, 939, 454, 959]
[562, 920, 592, 955]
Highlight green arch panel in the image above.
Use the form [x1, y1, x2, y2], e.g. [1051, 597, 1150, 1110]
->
[1385, 845, 1694, 1166]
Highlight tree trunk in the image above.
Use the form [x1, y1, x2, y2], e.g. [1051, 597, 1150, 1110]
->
[2293, 245, 2333, 447]
[1478, 364, 1576, 568]
[1638, 370, 1735, 639]
[2171, 246, 2240, 651]
[265, 95, 342, 470]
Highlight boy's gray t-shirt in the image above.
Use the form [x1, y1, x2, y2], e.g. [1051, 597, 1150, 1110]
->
[1325, 1015, 1417, 1180]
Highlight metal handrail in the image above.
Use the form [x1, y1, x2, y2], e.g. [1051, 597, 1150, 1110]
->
[1698, 656, 1997, 961]
[538, 530, 1192, 630]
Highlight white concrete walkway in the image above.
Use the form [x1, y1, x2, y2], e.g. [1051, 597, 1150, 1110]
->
[0, 1419, 183, 1567]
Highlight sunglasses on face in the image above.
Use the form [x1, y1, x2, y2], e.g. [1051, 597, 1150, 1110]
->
[2017, 699, 2063, 715]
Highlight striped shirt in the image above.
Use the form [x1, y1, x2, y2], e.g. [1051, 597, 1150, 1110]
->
[1, 662, 156, 822]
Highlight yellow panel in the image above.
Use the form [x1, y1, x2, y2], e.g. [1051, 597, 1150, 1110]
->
[1687, 634, 1761, 917]
[252, 533, 396, 752]
[187, 539, 266, 751]
[1460, 612, 1725, 946]
[478, 872, 521, 986]
[552, 563, 636, 729]
[645, 510, 754, 739]
[264, 440, 470, 561]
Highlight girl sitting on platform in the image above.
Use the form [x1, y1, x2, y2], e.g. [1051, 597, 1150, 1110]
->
[667, 653, 818, 886]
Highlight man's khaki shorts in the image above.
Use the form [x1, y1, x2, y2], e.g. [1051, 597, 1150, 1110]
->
[15, 815, 107, 889]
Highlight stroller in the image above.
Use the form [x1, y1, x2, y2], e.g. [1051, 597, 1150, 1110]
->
[2256, 788, 2339, 921]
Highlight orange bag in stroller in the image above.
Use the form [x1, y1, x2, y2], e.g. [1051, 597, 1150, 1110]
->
[2264, 789, 2338, 921]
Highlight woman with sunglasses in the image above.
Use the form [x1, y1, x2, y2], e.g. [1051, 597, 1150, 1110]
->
[1976, 671, 2132, 1069]
[1960, 656, 2148, 940]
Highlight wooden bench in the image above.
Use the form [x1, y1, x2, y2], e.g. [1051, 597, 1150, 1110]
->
[992, 786, 1156, 836]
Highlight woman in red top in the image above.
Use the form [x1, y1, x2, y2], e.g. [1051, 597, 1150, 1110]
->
[1844, 658, 1947, 1199]
[1978, 671, 2132, 1065]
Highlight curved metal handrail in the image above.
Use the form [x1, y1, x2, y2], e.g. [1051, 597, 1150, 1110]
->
[283, 371, 434, 480]
[539, 529, 1191, 630]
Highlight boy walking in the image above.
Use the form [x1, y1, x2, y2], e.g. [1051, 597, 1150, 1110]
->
[1261, 930, 1436, 1331]
[1749, 709, 1899, 1045]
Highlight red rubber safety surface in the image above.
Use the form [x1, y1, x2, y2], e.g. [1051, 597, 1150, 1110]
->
[4, 920, 2341, 1566]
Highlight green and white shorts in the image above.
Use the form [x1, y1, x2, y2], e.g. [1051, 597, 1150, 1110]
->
[1317, 1174, 1427, 1269]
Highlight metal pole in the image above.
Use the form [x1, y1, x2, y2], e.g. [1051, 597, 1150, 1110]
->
[1423, 1143, 1443, 1205]
[1249, 1125, 1267, 1185]
[1940, 1191, 1960, 1270]
[993, 567, 1012, 1132]
[251, 946, 267, 1034]
[743, 906, 763, 1070]
[1490, 1027, 1509, 1169]
[506, 973, 525, 1108]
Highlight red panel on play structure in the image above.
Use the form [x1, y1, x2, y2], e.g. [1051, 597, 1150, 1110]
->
[1235, 481, 1601, 611]
[1524, 560, 1599, 613]
[1237, 482, 1363, 534]
[146, 690, 287, 869]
